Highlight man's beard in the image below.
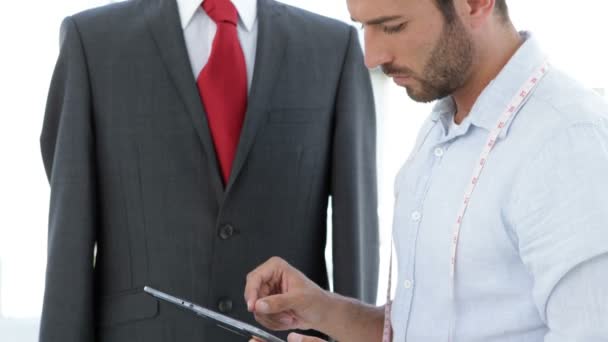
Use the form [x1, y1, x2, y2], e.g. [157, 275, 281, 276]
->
[383, 17, 474, 103]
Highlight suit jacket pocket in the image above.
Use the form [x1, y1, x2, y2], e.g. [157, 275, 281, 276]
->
[98, 289, 159, 327]
[268, 107, 327, 124]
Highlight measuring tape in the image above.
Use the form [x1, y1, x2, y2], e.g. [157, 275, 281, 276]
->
[381, 61, 550, 342]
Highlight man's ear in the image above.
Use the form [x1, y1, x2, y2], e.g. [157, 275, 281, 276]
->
[457, 0, 496, 29]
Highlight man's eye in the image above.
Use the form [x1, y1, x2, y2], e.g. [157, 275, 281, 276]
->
[383, 23, 407, 34]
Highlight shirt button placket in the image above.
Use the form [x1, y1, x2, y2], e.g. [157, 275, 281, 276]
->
[402, 209, 421, 327]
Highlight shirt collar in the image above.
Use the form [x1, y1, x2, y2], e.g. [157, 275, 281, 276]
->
[176, 0, 257, 32]
[431, 32, 548, 138]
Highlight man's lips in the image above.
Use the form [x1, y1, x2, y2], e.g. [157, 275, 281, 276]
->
[389, 74, 412, 86]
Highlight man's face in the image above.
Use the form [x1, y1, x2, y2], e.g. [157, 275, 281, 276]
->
[348, 0, 474, 103]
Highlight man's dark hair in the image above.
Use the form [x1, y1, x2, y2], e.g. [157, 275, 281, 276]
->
[434, 0, 509, 23]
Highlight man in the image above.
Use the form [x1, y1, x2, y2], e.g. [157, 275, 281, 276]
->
[245, 0, 608, 341]
[39, 0, 379, 340]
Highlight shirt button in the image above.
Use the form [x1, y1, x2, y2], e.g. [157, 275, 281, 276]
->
[219, 224, 235, 240]
[404, 279, 413, 289]
[411, 211, 422, 222]
[434, 147, 445, 157]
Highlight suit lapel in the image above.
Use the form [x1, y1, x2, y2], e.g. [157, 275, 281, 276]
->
[224, 0, 288, 194]
[141, 0, 224, 202]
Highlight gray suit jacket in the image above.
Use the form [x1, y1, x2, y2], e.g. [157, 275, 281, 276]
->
[40, 0, 378, 341]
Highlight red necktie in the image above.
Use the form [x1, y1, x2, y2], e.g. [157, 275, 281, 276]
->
[198, 0, 247, 184]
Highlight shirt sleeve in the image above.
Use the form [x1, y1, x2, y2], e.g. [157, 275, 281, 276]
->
[508, 119, 608, 341]
[544, 254, 608, 341]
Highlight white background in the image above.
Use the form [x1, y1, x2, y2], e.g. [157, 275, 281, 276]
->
[0, 0, 606, 339]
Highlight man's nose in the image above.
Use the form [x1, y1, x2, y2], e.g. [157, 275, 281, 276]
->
[363, 29, 392, 69]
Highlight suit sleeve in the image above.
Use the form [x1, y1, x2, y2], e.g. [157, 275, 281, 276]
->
[39, 16, 97, 342]
[330, 26, 379, 304]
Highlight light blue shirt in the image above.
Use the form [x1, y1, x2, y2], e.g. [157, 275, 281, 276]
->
[390, 33, 608, 342]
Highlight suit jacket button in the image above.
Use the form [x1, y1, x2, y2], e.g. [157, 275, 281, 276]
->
[219, 224, 234, 240]
[218, 298, 233, 313]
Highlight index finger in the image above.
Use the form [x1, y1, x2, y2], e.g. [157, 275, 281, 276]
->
[244, 257, 285, 311]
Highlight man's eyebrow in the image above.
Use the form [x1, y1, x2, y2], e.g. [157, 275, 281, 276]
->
[351, 15, 403, 26]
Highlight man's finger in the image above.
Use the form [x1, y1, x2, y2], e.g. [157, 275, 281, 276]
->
[253, 311, 296, 331]
[255, 292, 301, 315]
[244, 257, 286, 311]
[244, 271, 271, 311]
[287, 333, 327, 342]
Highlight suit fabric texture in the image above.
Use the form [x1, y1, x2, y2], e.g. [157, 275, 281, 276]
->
[39, 0, 379, 340]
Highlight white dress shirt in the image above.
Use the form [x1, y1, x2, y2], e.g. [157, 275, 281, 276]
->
[176, 0, 258, 91]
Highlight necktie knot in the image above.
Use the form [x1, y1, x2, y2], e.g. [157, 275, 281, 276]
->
[203, 0, 238, 26]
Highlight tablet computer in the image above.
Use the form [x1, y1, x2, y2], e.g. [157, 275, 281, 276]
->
[144, 286, 285, 342]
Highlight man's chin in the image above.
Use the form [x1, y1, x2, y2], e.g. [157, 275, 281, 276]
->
[405, 87, 438, 104]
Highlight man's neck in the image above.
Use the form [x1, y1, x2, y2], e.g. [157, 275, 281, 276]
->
[453, 27, 522, 124]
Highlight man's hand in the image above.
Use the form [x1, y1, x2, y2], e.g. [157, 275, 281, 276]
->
[250, 332, 326, 342]
[245, 257, 385, 342]
[244, 257, 331, 332]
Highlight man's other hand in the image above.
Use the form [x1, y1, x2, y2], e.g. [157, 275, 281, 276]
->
[249, 332, 327, 342]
